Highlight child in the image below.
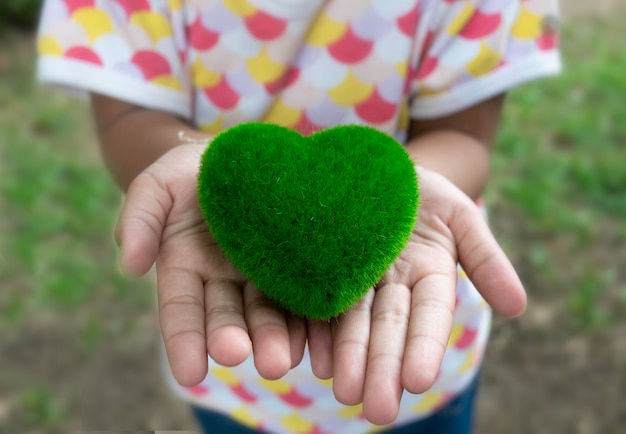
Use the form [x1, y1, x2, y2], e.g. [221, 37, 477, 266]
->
[37, 0, 560, 432]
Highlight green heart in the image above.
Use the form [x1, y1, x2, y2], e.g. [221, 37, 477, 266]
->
[197, 123, 419, 319]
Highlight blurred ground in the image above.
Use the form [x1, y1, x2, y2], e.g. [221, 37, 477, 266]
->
[1, 1, 625, 433]
[560, 0, 624, 19]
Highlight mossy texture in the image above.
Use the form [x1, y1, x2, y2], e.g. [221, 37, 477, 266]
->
[197, 123, 419, 319]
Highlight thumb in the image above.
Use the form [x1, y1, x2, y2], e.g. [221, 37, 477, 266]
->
[450, 200, 527, 318]
[115, 171, 172, 277]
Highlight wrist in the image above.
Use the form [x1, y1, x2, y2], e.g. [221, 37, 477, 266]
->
[406, 129, 490, 201]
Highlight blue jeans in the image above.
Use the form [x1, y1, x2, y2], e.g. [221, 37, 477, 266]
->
[191, 374, 479, 434]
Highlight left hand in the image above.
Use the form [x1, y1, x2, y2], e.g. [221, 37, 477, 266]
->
[306, 166, 527, 425]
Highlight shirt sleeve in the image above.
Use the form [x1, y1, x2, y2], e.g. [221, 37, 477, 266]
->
[36, 0, 191, 119]
[410, 0, 561, 120]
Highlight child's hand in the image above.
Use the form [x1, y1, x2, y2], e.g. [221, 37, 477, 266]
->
[115, 145, 306, 386]
[306, 166, 527, 425]
[116, 147, 525, 426]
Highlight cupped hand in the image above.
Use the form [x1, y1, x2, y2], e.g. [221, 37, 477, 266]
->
[116, 147, 526, 426]
[307, 166, 527, 425]
[115, 145, 306, 386]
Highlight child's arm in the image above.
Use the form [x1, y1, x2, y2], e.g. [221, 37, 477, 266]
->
[92, 91, 502, 197]
[406, 94, 505, 200]
[91, 94, 212, 191]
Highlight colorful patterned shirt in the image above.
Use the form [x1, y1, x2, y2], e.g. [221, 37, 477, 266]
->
[37, 0, 561, 432]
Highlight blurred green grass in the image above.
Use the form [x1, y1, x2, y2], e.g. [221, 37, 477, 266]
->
[495, 22, 626, 224]
[0, 11, 625, 431]
[487, 16, 626, 330]
[0, 34, 152, 330]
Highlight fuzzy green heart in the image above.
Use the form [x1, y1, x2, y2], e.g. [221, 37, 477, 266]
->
[197, 123, 419, 319]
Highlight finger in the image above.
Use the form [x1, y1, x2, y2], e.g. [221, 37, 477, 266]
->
[332, 288, 374, 405]
[451, 202, 527, 317]
[115, 172, 170, 276]
[205, 278, 251, 367]
[307, 319, 333, 380]
[362, 283, 411, 425]
[243, 282, 291, 380]
[401, 256, 457, 394]
[157, 263, 207, 387]
[286, 314, 307, 368]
